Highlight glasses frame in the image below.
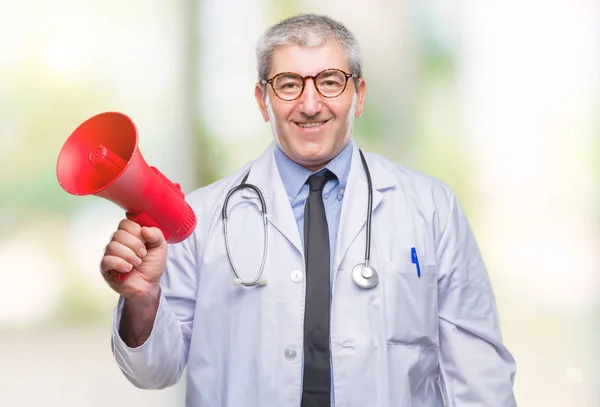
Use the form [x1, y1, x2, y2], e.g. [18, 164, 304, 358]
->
[262, 68, 358, 101]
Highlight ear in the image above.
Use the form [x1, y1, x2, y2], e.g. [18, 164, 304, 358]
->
[254, 83, 270, 122]
[354, 78, 367, 118]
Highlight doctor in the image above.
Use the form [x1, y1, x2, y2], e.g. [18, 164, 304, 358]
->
[100, 13, 517, 407]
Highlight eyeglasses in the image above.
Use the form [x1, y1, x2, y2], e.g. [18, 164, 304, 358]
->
[262, 68, 358, 101]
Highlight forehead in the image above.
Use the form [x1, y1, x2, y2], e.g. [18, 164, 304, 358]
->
[269, 40, 349, 77]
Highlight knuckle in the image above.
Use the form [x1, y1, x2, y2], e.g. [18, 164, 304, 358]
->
[104, 241, 120, 255]
[117, 218, 130, 230]
[99, 258, 108, 272]
[112, 229, 129, 242]
[99, 257, 113, 273]
[120, 219, 141, 235]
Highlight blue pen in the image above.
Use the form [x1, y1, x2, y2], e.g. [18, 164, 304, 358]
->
[411, 247, 421, 278]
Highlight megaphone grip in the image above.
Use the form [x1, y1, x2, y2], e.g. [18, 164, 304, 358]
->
[110, 270, 128, 283]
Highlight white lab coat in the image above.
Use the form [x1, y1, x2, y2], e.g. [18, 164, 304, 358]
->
[112, 142, 517, 407]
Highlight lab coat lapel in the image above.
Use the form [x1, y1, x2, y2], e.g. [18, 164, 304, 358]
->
[333, 144, 396, 275]
[241, 144, 303, 256]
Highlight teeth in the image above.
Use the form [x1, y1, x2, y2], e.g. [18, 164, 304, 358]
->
[297, 121, 326, 128]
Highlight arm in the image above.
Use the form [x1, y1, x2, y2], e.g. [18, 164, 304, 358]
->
[436, 192, 517, 406]
[107, 223, 198, 390]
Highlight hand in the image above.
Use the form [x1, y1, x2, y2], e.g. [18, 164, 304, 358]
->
[100, 219, 168, 302]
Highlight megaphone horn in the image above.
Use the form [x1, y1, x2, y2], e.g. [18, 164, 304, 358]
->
[57, 112, 197, 279]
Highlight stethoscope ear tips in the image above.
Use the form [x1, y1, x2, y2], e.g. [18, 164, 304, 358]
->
[233, 278, 242, 286]
[258, 278, 268, 286]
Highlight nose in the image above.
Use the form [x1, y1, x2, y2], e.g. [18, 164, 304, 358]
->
[297, 78, 322, 116]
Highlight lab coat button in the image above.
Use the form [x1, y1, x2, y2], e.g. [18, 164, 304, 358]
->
[284, 347, 297, 360]
[290, 270, 304, 283]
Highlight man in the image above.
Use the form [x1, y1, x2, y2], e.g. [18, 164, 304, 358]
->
[101, 13, 517, 407]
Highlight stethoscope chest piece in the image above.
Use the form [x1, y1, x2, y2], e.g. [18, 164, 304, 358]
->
[352, 263, 379, 288]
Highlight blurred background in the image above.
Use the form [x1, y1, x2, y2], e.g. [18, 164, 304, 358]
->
[0, 0, 598, 405]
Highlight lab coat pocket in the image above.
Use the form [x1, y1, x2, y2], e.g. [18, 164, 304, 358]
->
[383, 262, 438, 346]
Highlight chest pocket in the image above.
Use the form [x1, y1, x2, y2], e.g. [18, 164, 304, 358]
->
[382, 261, 439, 346]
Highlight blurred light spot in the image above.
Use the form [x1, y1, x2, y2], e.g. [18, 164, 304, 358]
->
[45, 36, 82, 74]
[0, 121, 22, 159]
[566, 367, 584, 383]
[0, 227, 63, 326]
[66, 201, 124, 301]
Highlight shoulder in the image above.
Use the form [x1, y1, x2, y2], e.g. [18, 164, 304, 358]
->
[363, 151, 454, 205]
[184, 161, 254, 214]
[362, 150, 459, 237]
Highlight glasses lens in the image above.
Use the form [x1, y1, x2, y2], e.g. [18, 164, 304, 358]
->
[272, 73, 304, 100]
[316, 70, 347, 97]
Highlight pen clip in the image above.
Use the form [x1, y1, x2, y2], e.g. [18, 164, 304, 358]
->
[411, 247, 421, 278]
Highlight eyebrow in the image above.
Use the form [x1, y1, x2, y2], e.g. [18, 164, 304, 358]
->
[271, 69, 349, 82]
[317, 70, 338, 78]
[277, 72, 302, 79]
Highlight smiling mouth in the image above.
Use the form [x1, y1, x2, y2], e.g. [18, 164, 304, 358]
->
[295, 120, 329, 128]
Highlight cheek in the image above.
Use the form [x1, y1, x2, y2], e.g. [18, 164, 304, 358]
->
[328, 98, 354, 119]
[270, 102, 294, 122]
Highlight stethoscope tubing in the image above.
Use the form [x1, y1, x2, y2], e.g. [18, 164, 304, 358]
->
[221, 149, 375, 288]
[358, 150, 373, 268]
[222, 183, 269, 286]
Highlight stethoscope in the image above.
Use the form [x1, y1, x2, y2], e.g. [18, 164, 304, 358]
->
[222, 149, 379, 289]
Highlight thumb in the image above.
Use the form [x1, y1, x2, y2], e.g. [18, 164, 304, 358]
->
[141, 226, 167, 249]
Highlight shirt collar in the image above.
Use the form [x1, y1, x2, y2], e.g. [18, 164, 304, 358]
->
[274, 140, 354, 202]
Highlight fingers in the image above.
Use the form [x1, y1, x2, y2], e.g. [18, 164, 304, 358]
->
[113, 229, 147, 257]
[117, 219, 165, 248]
[118, 219, 143, 240]
[104, 238, 143, 270]
[100, 254, 134, 274]
[100, 220, 148, 277]
[101, 267, 127, 285]
[140, 226, 167, 249]
[100, 220, 167, 289]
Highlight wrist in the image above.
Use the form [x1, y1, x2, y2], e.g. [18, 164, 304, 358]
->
[119, 284, 161, 348]
[125, 283, 161, 309]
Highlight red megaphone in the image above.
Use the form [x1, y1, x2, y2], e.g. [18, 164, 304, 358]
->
[57, 112, 197, 280]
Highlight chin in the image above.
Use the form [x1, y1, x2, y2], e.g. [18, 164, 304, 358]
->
[278, 133, 339, 167]
[295, 144, 330, 160]
[293, 147, 338, 171]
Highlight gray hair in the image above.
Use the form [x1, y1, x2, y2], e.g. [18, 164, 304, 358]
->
[256, 14, 362, 91]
